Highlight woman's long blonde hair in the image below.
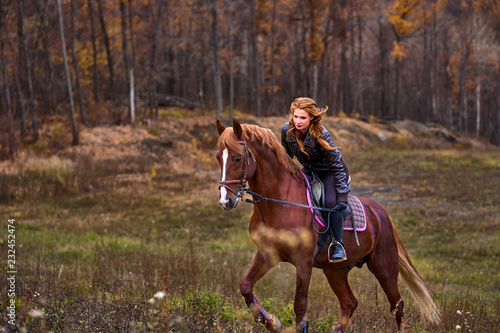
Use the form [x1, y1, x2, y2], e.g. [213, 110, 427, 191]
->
[286, 97, 333, 155]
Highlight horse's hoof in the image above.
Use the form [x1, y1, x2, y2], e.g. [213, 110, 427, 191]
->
[332, 323, 344, 333]
[296, 320, 309, 333]
[265, 314, 282, 333]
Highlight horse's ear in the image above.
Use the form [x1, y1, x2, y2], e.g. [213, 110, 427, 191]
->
[216, 120, 225, 136]
[233, 121, 243, 140]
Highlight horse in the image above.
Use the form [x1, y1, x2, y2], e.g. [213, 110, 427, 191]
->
[215, 120, 441, 333]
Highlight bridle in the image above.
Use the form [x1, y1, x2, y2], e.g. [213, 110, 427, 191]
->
[218, 140, 256, 198]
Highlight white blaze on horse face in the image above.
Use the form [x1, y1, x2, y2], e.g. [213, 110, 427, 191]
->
[219, 149, 229, 205]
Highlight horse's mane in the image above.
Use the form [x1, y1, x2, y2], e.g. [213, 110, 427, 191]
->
[218, 124, 301, 178]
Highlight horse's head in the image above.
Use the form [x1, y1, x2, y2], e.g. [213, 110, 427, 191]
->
[215, 120, 256, 210]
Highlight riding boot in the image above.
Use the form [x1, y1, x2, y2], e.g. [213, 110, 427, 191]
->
[329, 211, 347, 262]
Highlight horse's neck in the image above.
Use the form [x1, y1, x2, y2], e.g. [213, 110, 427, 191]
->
[248, 148, 296, 199]
[247, 147, 307, 232]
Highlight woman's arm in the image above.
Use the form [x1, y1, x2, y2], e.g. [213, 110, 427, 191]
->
[321, 130, 350, 201]
[281, 123, 294, 158]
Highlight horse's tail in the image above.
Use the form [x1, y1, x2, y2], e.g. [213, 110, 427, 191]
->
[395, 229, 442, 324]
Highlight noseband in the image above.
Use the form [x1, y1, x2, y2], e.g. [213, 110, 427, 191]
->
[218, 141, 256, 198]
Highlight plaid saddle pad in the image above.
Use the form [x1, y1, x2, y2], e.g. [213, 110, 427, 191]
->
[344, 195, 366, 231]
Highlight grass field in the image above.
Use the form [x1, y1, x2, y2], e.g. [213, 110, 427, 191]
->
[1, 116, 499, 332]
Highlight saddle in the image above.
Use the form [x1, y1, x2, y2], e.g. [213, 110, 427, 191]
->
[301, 171, 365, 231]
[310, 172, 326, 208]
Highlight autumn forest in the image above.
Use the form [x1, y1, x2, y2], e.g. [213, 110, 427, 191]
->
[1, 0, 500, 157]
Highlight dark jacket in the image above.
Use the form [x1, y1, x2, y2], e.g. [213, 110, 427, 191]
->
[281, 122, 350, 201]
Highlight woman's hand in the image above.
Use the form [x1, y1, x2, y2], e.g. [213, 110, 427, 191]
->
[333, 201, 348, 212]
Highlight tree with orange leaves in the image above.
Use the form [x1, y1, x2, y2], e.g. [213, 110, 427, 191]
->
[387, 0, 420, 118]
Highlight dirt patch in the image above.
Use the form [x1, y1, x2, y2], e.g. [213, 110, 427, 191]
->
[2, 112, 497, 180]
[350, 184, 430, 208]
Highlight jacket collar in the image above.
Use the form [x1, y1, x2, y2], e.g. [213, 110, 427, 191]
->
[302, 131, 315, 147]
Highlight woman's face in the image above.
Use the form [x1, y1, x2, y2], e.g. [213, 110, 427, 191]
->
[293, 108, 313, 134]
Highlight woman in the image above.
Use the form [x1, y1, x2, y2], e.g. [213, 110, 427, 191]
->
[281, 97, 350, 262]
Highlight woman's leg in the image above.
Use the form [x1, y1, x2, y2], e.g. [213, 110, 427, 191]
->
[320, 173, 337, 209]
[320, 173, 347, 262]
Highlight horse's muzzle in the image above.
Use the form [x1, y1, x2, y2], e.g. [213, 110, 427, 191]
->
[219, 197, 239, 210]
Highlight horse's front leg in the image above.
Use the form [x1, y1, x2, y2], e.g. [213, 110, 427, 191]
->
[294, 259, 314, 333]
[240, 251, 282, 332]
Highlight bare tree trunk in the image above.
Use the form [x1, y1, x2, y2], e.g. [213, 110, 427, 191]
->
[326, 0, 338, 113]
[476, 79, 481, 138]
[128, 0, 136, 69]
[312, 62, 318, 101]
[250, 0, 261, 117]
[498, 94, 500, 146]
[44, 40, 57, 115]
[57, 0, 79, 145]
[1, 62, 15, 157]
[0, 4, 10, 114]
[130, 69, 135, 127]
[0, 3, 15, 157]
[300, 7, 309, 95]
[33, 0, 57, 115]
[269, 0, 277, 110]
[120, 0, 132, 124]
[87, 0, 101, 124]
[348, 3, 356, 114]
[423, 27, 431, 122]
[310, 0, 320, 101]
[96, 0, 117, 124]
[339, 44, 349, 114]
[13, 70, 26, 137]
[473, 14, 481, 139]
[431, 14, 439, 122]
[5, 7, 26, 136]
[246, 34, 252, 112]
[148, 1, 164, 119]
[225, 0, 234, 124]
[207, 0, 223, 119]
[393, 38, 400, 119]
[377, 17, 389, 118]
[128, 0, 139, 116]
[458, 60, 467, 132]
[356, 10, 364, 118]
[463, 89, 467, 133]
[442, 27, 453, 130]
[458, 47, 470, 132]
[71, 0, 88, 126]
[18, 0, 38, 141]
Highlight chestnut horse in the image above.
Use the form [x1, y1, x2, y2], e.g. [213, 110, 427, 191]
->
[216, 121, 440, 333]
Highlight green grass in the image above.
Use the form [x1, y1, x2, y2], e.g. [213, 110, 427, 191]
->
[1, 147, 499, 332]
[346, 149, 500, 205]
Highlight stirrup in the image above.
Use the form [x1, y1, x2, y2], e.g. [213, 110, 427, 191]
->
[328, 241, 347, 263]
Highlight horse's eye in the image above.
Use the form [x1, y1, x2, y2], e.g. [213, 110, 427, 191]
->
[234, 157, 242, 163]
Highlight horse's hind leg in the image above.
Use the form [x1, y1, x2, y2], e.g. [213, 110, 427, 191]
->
[323, 268, 358, 333]
[368, 252, 405, 331]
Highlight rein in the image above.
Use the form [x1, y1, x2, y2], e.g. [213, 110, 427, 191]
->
[242, 188, 339, 234]
[243, 189, 340, 213]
